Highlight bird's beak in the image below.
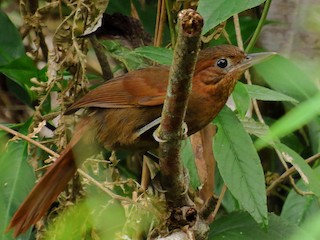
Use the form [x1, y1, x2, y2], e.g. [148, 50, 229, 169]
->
[232, 52, 277, 72]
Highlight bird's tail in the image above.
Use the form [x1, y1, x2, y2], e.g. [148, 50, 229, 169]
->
[6, 120, 90, 237]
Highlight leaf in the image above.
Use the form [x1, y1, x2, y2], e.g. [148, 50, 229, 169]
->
[240, 117, 269, 138]
[256, 92, 320, 149]
[289, 212, 320, 240]
[243, 83, 299, 103]
[209, 212, 308, 240]
[254, 55, 318, 102]
[275, 142, 320, 197]
[0, 140, 35, 239]
[212, 16, 260, 46]
[102, 40, 148, 71]
[45, 195, 126, 240]
[214, 106, 267, 226]
[133, 46, 173, 65]
[0, 55, 44, 106]
[233, 82, 250, 118]
[255, 54, 320, 158]
[0, 10, 25, 65]
[281, 167, 320, 226]
[181, 140, 201, 189]
[197, 0, 266, 34]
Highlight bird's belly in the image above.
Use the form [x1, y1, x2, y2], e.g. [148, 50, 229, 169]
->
[89, 107, 162, 151]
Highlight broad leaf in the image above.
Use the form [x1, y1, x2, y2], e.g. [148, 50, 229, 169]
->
[209, 212, 308, 240]
[45, 195, 126, 240]
[214, 106, 267, 226]
[0, 138, 35, 239]
[255, 54, 320, 154]
[289, 212, 320, 240]
[281, 167, 320, 226]
[181, 140, 201, 189]
[233, 82, 250, 118]
[256, 92, 320, 149]
[240, 117, 269, 138]
[198, 0, 266, 34]
[254, 55, 318, 102]
[243, 83, 299, 103]
[0, 55, 44, 106]
[102, 40, 148, 71]
[0, 11, 24, 65]
[133, 46, 173, 66]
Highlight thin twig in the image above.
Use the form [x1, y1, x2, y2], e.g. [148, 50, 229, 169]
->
[0, 123, 134, 202]
[245, 0, 272, 52]
[233, 14, 244, 50]
[165, 0, 177, 47]
[154, 0, 166, 47]
[267, 152, 320, 195]
[233, 14, 265, 123]
[208, 184, 227, 224]
[90, 35, 113, 80]
[0, 124, 59, 158]
[77, 169, 134, 203]
[200, 194, 218, 220]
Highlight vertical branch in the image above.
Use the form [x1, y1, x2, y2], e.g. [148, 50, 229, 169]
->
[233, 14, 264, 122]
[27, 0, 49, 60]
[165, 0, 177, 46]
[90, 36, 113, 80]
[245, 0, 272, 52]
[154, 0, 167, 47]
[156, 9, 203, 207]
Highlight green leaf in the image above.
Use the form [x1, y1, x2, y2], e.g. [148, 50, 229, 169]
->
[211, 16, 260, 46]
[240, 117, 269, 138]
[214, 106, 267, 226]
[45, 195, 126, 240]
[0, 138, 35, 239]
[275, 143, 320, 197]
[0, 10, 24, 65]
[133, 46, 173, 65]
[209, 212, 308, 240]
[233, 82, 250, 118]
[254, 55, 318, 102]
[256, 92, 320, 149]
[198, 0, 266, 34]
[102, 40, 148, 71]
[181, 140, 201, 189]
[0, 55, 43, 106]
[289, 212, 320, 240]
[244, 83, 299, 103]
[281, 167, 320, 226]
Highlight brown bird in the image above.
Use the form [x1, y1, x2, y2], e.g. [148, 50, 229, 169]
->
[6, 45, 273, 236]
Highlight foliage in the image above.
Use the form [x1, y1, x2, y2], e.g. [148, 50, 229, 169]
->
[0, 0, 319, 239]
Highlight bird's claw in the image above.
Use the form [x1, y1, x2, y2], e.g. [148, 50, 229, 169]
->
[153, 122, 188, 143]
[181, 122, 188, 139]
[153, 128, 168, 143]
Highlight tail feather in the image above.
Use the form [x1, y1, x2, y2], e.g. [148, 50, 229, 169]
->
[6, 146, 77, 236]
[6, 120, 90, 237]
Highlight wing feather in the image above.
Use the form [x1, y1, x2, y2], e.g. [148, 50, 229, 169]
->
[66, 66, 169, 114]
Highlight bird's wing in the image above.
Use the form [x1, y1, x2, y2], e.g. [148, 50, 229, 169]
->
[66, 66, 169, 114]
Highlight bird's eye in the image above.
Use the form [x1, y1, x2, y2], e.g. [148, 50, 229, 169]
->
[216, 58, 228, 68]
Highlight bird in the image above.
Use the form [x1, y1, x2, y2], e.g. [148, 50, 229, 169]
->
[6, 45, 274, 236]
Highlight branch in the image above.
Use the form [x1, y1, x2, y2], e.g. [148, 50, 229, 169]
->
[154, 9, 208, 239]
[90, 35, 113, 80]
[157, 8, 203, 207]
